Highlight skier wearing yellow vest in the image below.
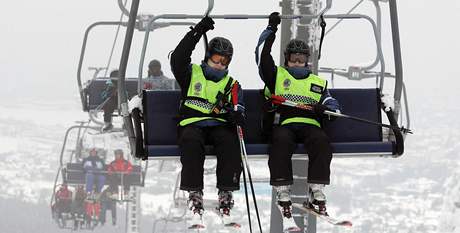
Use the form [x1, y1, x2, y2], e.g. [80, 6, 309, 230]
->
[257, 12, 341, 230]
[170, 16, 244, 222]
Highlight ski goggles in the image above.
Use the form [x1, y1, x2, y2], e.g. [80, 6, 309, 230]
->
[288, 53, 308, 64]
[209, 54, 231, 66]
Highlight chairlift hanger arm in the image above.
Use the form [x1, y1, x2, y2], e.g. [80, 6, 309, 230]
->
[323, 14, 384, 72]
[118, 0, 130, 18]
[118, 0, 139, 156]
[117, 0, 215, 20]
[77, 21, 128, 112]
[389, 0, 404, 116]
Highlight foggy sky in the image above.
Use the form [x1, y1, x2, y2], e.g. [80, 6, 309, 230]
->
[1, 0, 459, 102]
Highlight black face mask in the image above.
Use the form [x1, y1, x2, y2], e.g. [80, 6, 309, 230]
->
[286, 66, 310, 79]
[201, 62, 228, 82]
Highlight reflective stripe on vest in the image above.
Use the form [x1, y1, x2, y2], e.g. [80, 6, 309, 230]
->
[179, 64, 234, 126]
[275, 66, 327, 127]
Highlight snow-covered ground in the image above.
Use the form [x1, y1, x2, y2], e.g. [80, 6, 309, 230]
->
[1, 90, 460, 233]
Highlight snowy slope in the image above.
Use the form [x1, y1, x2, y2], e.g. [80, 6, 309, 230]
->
[0, 94, 459, 233]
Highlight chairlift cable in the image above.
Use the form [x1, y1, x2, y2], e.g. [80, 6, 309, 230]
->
[103, 0, 128, 77]
[325, 0, 364, 35]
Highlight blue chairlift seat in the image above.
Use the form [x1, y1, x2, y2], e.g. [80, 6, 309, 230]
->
[83, 78, 139, 111]
[142, 89, 400, 158]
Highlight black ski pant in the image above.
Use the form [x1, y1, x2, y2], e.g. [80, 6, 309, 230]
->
[100, 200, 116, 225]
[103, 97, 117, 123]
[268, 124, 332, 186]
[178, 124, 242, 192]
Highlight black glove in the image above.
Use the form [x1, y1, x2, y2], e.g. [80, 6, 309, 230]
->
[314, 104, 337, 121]
[313, 104, 329, 116]
[194, 16, 215, 34]
[268, 12, 281, 30]
[228, 111, 246, 127]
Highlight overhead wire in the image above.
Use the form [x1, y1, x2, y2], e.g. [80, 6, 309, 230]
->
[103, 0, 128, 77]
[325, 0, 364, 35]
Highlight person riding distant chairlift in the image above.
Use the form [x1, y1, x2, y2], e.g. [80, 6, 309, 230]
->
[71, 184, 87, 229]
[99, 187, 117, 226]
[54, 183, 73, 224]
[82, 148, 106, 197]
[101, 70, 120, 132]
[256, 12, 341, 229]
[170, 16, 245, 220]
[84, 196, 101, 226]
[107, 149, 133, 197]
[143, 59, 180, 90]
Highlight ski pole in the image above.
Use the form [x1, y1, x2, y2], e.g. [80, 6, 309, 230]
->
[323, 110, 412, 134]
[230, 83, 252, 233]
[232, 82, 263, 233]
[241, 159, 253, 233]
[95, 95, 113, 111]
[271, 94, 413, 134]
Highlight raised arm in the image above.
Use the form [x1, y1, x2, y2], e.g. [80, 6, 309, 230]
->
[170, 17, 215, 91]
[259, 12, 281, 93]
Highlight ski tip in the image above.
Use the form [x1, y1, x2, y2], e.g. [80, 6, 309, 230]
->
[188, 224, 206, 229]
[284, 227, 302, 232]
[224, 222, 242, 228]
[339, 221, 353, 227]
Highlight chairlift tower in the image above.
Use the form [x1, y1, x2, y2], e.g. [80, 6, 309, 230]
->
[273, 2, 322, 232]
[125, 186, 141, 233]
[126, 153, 142, 233]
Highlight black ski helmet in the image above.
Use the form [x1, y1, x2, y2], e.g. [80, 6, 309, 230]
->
[206, 37, 233, 62]
[284, 39, 310, 66]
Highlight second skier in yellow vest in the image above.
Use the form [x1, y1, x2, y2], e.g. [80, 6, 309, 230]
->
[257, 12, 341, 227]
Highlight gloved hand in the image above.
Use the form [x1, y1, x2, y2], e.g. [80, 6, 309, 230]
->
[313, 104, 329, 116]
[268, 12, 281, 30]
[314, 104, 337, 121]
[228, 110, 246, 127]
[143, 82, 153, 90]
[105, 79, 114, 86]
[194, 16, 215, 34]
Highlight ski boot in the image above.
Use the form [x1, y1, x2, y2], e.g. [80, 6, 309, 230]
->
[307, 184, 328, 216]
[276, 185, 293, 218]
[217, 190, 241, 228]
[217, 190, 234, 216]
[86, 192, 95, 201]
[102, 122, 113, 132]
[187, 191, 205, 229]
[188, 191, 204, 215]
[275, 185, 301, 232]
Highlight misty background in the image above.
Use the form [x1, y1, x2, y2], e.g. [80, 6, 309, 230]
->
[1, 0, 460, 232]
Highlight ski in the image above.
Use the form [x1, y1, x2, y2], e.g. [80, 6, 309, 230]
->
[277, 203, 301, 232]
[214, 208, 242, 229]
[281, 216, 302, 232]
[188, 213, 206, 230]
[292, 202, 352, 227]
[188, 223, 206, 230]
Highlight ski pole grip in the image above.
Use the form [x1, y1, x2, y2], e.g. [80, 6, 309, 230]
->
[324, 110, 343, 118]
[231, 81, 239, 111]
[271, 94, 285, 103]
